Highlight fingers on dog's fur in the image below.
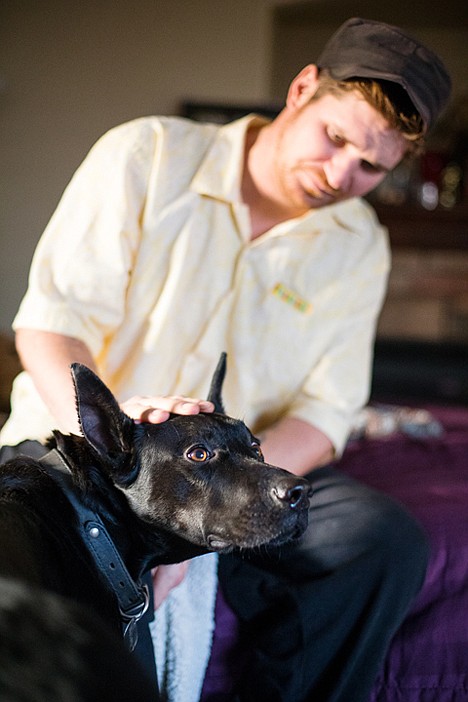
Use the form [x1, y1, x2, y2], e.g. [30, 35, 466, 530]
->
[121, 397, 214, 424]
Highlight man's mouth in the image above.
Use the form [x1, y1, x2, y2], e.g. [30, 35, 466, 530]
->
[302, 184, 336, 204]
[299, 173, 337, 201]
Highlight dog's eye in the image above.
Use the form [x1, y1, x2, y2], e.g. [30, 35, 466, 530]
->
[187, 446, 212, 463]
[251, 442, 263, 459]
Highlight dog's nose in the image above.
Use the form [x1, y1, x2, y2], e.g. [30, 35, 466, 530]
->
[272, 479, 310, 509]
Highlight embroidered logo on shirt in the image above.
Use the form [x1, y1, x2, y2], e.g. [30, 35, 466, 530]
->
[272, 283, 313, 314]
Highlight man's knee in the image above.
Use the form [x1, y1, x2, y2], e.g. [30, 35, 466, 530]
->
[370, 490, 430, 594]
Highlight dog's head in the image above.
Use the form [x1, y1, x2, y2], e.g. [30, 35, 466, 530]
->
[70, 354, 311, 555]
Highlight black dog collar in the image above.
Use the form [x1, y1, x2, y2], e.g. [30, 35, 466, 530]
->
[39, 448, 149, 651]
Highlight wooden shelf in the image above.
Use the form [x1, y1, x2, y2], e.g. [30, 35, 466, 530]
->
[371, 203, 468, 250]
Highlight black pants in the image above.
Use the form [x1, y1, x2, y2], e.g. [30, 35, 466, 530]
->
[218, 464, 429, 702]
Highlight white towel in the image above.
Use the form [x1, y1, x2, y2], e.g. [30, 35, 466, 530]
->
[150, 552, 219, 702]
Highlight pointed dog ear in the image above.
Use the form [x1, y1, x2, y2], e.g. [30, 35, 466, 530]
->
[206, 352, 227, 414]
[70, 363, 134, 468]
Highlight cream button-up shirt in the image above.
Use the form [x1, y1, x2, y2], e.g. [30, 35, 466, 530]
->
[1, 115, 390, 455]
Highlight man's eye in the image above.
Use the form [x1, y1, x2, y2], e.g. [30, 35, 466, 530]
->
[187, 446, 211, 463]
[328, 130, 345, 145]
[251, 442, 264, 460]
[361, 160, 381, 174]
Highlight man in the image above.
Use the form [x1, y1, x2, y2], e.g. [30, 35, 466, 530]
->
[1, 17, 451, 702]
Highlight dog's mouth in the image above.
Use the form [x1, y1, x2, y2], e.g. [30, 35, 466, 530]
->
[206, 534, 233, 551]
[205, 513, 308, 552]
[267, 521, 307, 546]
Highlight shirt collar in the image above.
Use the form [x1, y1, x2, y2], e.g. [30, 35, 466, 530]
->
[190, 114, 269, 203]
[189, 113, 363, 242]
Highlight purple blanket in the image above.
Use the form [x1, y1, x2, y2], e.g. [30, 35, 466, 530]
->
[201, 404, 468, 701]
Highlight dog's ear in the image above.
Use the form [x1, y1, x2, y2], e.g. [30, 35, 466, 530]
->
[70, 363, 133, 468]
[206, 352, 227, 414]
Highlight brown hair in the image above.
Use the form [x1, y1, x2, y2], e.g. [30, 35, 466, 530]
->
[315, 70, 426, 155]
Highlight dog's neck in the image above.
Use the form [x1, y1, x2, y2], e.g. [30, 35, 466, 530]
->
[39, 448, 151, 650]
[49, 430, 209, 570]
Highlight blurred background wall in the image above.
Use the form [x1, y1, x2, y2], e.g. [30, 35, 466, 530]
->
[1, 0, 466, 333]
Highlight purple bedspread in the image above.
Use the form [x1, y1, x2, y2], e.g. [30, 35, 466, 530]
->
[201, 405, 468, 701]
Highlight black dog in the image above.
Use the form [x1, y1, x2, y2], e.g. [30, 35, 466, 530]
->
[0, 354, 310, 699]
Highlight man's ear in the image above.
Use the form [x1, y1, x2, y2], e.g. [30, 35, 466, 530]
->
[286, 64, 320, 110]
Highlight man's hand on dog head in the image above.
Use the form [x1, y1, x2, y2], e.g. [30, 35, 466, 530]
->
[121, 395, 215, 424]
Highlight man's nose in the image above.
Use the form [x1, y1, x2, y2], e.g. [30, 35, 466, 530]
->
[323, 154, 354, 193]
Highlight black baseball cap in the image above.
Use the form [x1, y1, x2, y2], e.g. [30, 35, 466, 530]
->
[316, 17, 452, 130]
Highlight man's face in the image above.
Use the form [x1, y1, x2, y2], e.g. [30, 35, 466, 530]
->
[272, 89, 408, 215]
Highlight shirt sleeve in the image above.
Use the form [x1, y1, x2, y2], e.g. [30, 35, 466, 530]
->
[13, 119, 157, 357]
[288, 207, 391, 456]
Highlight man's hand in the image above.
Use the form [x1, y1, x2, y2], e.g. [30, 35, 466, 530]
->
[152, 562, 189, 610]
[120, 395, 214, 424]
